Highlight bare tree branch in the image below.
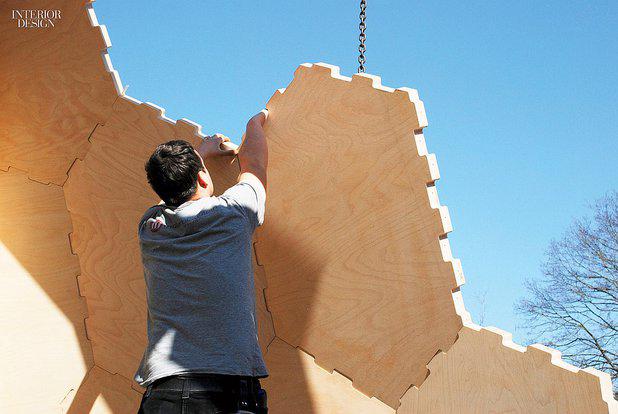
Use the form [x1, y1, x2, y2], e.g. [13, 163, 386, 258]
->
[516, 191, 618, 395]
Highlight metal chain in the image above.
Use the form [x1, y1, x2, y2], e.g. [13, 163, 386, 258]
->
[358, 0, 366, 73]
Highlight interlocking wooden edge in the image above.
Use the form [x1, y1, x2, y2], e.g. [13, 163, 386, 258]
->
[62, 4, 120, 374]
[0, 166, 97, 410]
[265, 61, 463, 291]
[85, 3, 124, 97]
[399, 322, 618, 412]
[89, 3, 240, 151]
[67, 6, 618, 408]
[66, 4, 244, 398]
[275, 339, 394, 411]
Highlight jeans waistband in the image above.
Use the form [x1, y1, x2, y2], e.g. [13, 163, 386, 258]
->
[149, 374, 259, 393]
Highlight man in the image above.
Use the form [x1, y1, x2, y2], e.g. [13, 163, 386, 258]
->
[134, 110, 269, 414]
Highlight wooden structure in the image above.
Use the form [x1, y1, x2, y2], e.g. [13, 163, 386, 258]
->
[258, 63, 462, 407]
[0, 1, 615, 413]
[398, 325, 617, 414]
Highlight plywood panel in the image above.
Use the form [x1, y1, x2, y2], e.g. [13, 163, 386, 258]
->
[263, 338, 394, 414]
[64, 95, 275, 386]
[65, 366, 142, 414]
[0, 0, 121, 184]
[397, 325, 618, 414]
[0, 168, 93, 413]
[254, 62, 464, 406]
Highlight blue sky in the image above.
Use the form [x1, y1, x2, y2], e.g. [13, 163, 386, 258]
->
[95, 1, 617, 344]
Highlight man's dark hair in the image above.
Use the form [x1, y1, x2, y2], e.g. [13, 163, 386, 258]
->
[145, 140, 203, 206]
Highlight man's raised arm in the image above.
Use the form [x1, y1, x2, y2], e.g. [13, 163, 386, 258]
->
[237, 110, 268, 190]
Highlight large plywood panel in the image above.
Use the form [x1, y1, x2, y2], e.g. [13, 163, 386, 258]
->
[64, 95, 275, 386]
[397, 325, 618, 414]
[0, 1, 121, 184]
[263, 338, 394, 414]
[254, 63, 464, 406]
[65, 366, 142, 414]
[0, 168, 93, 413]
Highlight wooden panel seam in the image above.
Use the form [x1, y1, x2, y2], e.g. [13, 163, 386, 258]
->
[265, 335, 394, 410]
[64, 90, 277, 387]
[0, 2, 123, 185]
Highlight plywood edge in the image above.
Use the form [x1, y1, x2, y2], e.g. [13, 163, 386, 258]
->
[86, 2, 234, 150]
[63, 90, 247, 385]
[253, 256, 277, 352]
[584, 366, 618, 413]
[473, 323, 617, 397]
[11, 2, 124, 185]
[111, 95, 239, 153]
[63, 159, 99, 361]
[86, 2, 124, 97]
[265, 338, 394, 413]
[263, 63, 464, 295]
[64, 160, 87, 253]
[266, 62, 427, 130]
[398, 322, 618, 413]
[3, 167, 92, 332]
[265, 63, 460, 285]
[1, 166, 95, 412]
[60, 168, 95, 349]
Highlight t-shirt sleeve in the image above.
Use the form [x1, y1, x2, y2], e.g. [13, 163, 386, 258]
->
[222, 176, 266, 228]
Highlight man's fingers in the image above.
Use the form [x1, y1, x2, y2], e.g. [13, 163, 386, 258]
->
[201, 134, 236, 157]
[207, 133, 231, 143]
[218, 144, 237, 155]
[148, 218, 163, 232]
[220, 141, 238, 153]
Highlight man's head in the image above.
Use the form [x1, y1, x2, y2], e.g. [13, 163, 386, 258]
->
[145, 140, 213, 206]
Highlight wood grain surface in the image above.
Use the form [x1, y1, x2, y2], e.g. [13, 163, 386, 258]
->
[65, 366, 142, 414]
[254, 63, 464, 407]
[2, 0, 615, 409]
[397, 324, 618, 414]
[64, 95, 275, 388]
[0, 0, 120, 185]
[262, 338, 395, 414]
[0, 168, 93, 413]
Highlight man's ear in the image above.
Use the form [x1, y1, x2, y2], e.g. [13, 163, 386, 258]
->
[197, 170, 209, 189]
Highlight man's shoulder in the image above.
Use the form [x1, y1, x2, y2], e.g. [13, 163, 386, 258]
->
[218, 179, 266, 228]
[220, 178, 265, 203]
[140, 204, 164, 221]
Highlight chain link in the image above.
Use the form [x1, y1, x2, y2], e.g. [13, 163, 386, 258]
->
[358, 0, 366, 73]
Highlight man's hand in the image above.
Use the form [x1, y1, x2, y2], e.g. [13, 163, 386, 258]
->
[237, 110, 268, 190]
[248, 110, 268, 127]
[197, 133, 237, 159]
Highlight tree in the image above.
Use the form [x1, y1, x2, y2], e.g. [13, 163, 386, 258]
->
[517, 191, 617, 393]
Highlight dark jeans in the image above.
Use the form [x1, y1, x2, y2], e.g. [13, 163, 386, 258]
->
[137, 373, 267, 414]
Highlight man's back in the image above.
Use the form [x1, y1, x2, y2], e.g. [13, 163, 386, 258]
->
[134, 180, 268, 387]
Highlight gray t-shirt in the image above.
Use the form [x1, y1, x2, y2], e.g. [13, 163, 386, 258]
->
[134, 178, 268, 387]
